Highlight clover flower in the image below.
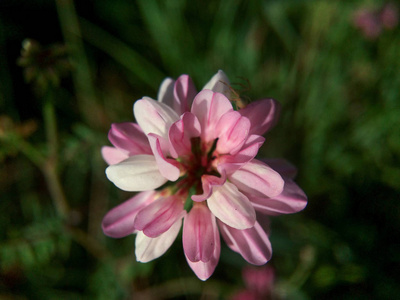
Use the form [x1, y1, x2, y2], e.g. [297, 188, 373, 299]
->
[101, 70, 307, 280]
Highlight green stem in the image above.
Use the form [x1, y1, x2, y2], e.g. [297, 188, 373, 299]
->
[0, 133, 46, 168]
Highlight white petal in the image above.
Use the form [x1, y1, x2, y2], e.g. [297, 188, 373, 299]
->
[157, 77, 175, 107]
[207, 182, 256, 229]
[105, 155, 167, 191]
[202, 70, 232, 98]
[135, 217, 183, 263]
[134, 97, 179, 139]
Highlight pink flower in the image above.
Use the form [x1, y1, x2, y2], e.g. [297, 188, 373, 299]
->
[353, 3, 399, 39]
[101, 70, 307, 280]
[231, 265, 275, 300]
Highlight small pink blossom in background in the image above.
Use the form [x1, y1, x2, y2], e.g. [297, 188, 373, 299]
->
[231, 265, 275, 300]
[101, 70, 307, 280]
[353, 2, 398, 39]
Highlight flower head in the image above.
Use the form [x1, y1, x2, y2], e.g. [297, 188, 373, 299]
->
[101, 70, 307, 280]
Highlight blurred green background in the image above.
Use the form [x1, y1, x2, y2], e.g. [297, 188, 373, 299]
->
[1, 0, 399, 299]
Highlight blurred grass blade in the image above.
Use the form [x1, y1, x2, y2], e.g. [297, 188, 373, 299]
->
[79, 18, 165, 89]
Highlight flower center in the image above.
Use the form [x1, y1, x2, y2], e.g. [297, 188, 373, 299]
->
[174, 137, 219, 206]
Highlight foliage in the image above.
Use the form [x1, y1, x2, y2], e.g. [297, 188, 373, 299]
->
[1, 0, 399, 299]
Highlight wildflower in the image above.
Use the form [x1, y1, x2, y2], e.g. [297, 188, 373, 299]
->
[353, 3, 398, 39]
[17, 39, 71, 93]
[230, 265, 275, 300]
[101, 71, 307, 280]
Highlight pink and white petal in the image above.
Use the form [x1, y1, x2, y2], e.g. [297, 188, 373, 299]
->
[134, 196, 185, 237]
[186, 222, 220, 281]
[108, 122, 151, 155]
[173, 74, 197, 114]
[134, 97, 180, 139]
[216, 135, 265, 174]
[207, 182, 256, 229]
[218, 220, 272, 265]
[239, 98, 281, 136]
[169, 112, 201, 158]
[183, 204, 216, 263]
[249, 179, 307, 215]
[202, 70, 232, 98]
[191, 174, 225, 202]
[157, 77, 175, 107]
[102, 191, 156, 238]
[101, 146, 129, 165]
[148, 134, 180, 181]
[191, 90, 233, 143]
[215, 111, 250, 155]
[228, 159, 284, 198]
[105, 155, 167, 191]
[135, 216, 183, 263]
[262, 158, 297, 179]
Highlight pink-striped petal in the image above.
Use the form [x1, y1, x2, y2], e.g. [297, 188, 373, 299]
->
[228, 159, 284, 198]
[135, 216, 183, 263]
[249, 179, 307, 215]
[157, 77, 175, 107]
[169, 112, 201, 158]
[148, 134, 180, 181]
[102, 191, 156, 238]
[183, 204, 217, 263]
[173, 74, 197, 115]
[202, 70, 232, 98]
[217, 135, 265, 174]
[191, 90, 233, 143]
[191, 174, 225, 202]
[134, 97, 179, 139]
[185, 220, 220, 281]
[108, 122, 151, 155]
[216, 111, 250, 155]
[101, 146, 129, 165]
[239, 98, 280, 136]
[218, 220, 272, 265]
[207, 182, 256, 229]
[105, 155, 168, 191]
[134, 196, 184, 237]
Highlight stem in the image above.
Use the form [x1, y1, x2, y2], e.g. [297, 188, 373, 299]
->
[43, 89, 58, 162]
[0, 133, 46, 168]
[42, 88, 70, 219]
[42, 161, 69, 219]
[55, 0, 98, 123]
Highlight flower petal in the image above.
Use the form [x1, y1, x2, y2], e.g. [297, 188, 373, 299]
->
[108, 122, 151, 155]
[216, 111, 250, 155]
[228, 159, 284, 198]
[207, 182, 256, 229]
[218, 220, 272, 265]
[185, 221, 220, 281]
[239, 98, 281, 136]
[183, 204, 216, 263]
[217, 135, 265, 173]
[191, 90, 233, 143]
[134, 97, 179, 139]
[157, 77, 175, 107]
[105, 155, 167, 191]
[191, 174, 225, 202]
[102, 191, 156, 238]
[173, 74, 197, 115]
[169, 112, 201, 158]
[134, 196, 185, 237]
[148, 133, 180, 181]
[101, 146, 129, 165]
[202, 70, 232, 98]
[249, 179, 307, 215]
[135, 216, 183, 263]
